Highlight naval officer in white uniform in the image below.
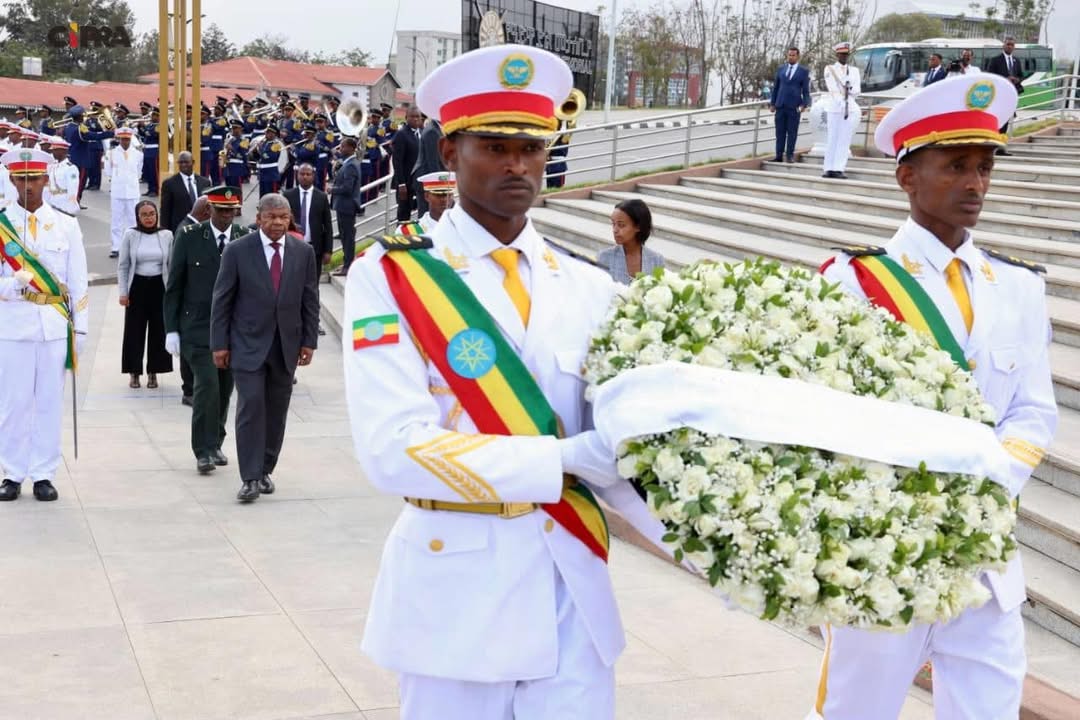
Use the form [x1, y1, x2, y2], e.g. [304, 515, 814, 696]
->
[822, 41, 862, 179]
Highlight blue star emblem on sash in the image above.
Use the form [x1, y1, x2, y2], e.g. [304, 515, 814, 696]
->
[447, 328, 497, 379]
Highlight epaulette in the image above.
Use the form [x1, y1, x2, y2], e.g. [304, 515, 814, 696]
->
[376, 233, 433, 251]
[983, 248, 1046, 274]
[835, 244, 886, 257]
[544, 237, 597, 267]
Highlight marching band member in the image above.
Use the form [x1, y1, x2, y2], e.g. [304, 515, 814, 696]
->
[313, 113, 337, 190]
[105, 127, 143, 258]
[63, 104, 113, 202]
[251, 125, 283, 197]
[37, 107, 56, 137]
[85, 101, 107, 190]
[45, 137, 81, 216]
[0, 148, 88, 503]
[406, 171, 455, 234]
[223, 120, 249, 188]
[138, 106, 162, 196]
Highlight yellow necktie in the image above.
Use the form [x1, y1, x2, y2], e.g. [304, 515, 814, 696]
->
[491, 248, 530, 327]
[945, 258, 973, 333]
[28, 214, 38, 241]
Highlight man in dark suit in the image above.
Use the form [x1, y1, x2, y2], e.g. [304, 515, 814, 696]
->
[411, 117, 445, 216]
[924, 54, 947, 86]
[392, 106, 423, 221]
[160, 152, 211, 232]
[173, 194, 212, 406]
[329, 137, 364, 276]
[164, 186, 247, 474]
[769, 47, 812, 163]
[283, 163, 334, 276]
[986, 37, 1025, 152]
[210, 193, 320, 503]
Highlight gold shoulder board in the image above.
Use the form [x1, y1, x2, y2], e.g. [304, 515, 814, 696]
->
[835, 245, 886, 257]
[376, 234, 433, 251]
[983, 248, 1047, 274]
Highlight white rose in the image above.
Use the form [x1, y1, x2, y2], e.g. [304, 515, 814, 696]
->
[691, 316, 714, 340]
[653, 447, 686, 484]
[616, 454, 639, 479]
[643, 285, 674, 315]
[694, 513, 722, 538]
[637, 343, 668, 365]
[677, 465, 711, 500]
[731, 582, 767, 613]
[865, 577, 905, 619]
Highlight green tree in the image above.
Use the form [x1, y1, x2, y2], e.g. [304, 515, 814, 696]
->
[863, 13, 945, 43]
[969, 0, 1054, 42]
[129, 29, 160, 78]
[201, 22, 235, 64]
[0, 0, 138, 81]
[239, 33, 307, 62]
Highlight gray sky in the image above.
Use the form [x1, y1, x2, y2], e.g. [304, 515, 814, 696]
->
[124, 0, 1077, 64]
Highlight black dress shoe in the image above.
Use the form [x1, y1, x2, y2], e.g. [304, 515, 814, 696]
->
[211, 449, 228, 466]
[770, 156, 782, 162]
[258, 474, 275, 494]
[109, 251, 119, 258]
[0, 479, 20, 501]
[997, 150, 1013, 156]
[785, 155, 795, 163]
[836, 172, 849, 179]
[33, 480, 58, 501]
[237, 480, 260, 502]
[197, 456, 216, 474]
[181, 395, 193, 407]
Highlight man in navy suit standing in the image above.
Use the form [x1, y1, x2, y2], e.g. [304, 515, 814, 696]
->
[769, 47, 812, 163]
[923, 53, 947, 86]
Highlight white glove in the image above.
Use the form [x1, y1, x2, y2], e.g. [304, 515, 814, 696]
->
[14, 270, 33, 288]
[558, 430, 618, 489]
[165, 332, 181, 357]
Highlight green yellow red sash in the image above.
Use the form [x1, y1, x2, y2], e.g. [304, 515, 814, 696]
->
[0, 211, 77, 370]
[381, 246, 610, 562]
[847, 254, 968, 368]
[399, 221, 426, 237]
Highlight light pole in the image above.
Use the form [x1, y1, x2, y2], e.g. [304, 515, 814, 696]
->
[406, 44, 429, 92]
[604, 0, 618, 122]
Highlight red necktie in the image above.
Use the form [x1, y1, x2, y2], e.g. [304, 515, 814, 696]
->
[270, 242, 282, 293]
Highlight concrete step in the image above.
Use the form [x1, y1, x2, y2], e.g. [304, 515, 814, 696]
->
[714, 169, 1080, 223]
[1028, 134, 1080, 143]
[1024, 620, 1080, 704]
[1010, 145, 1080, 160]
[1040, 403, 1080, 498]
[1023, 548, 1080, 648]
[634, 182, 1080, 263]
[1047, 295, 1080, 349]
[797, 156, 1080, 189]
[1050, 343, 1080, 412]
[760, 161, 1080, 205]
[583, 189, 1080, 303]
[1019, 479, 1080, 573]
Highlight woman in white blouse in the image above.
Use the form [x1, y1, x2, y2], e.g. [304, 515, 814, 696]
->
[117, 200, 173, 389]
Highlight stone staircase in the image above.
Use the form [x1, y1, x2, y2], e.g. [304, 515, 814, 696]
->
[527, 124, 1080, 703]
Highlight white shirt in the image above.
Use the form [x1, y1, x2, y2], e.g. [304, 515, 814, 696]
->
[259, 229, 286, 268]
[105, 144, 143, 199]
[178, 172, 197, 201]
[210, 220, 232, 250]
[296, 187, 313, 245]
[824, 61, 861, 114]
[45, 158, 80, 215]
[962, 64, 981, 74]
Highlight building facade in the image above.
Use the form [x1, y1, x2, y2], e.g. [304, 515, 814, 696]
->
[394, 30, 464, 93]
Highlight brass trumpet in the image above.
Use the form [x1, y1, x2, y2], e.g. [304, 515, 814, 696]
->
[548, 88, 585, 150]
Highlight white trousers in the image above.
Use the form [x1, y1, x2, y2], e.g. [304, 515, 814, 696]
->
[0, 339, 68, 482]
[808, 594, 1025, 720]
[398, 570, 615, 720]
[824, 112, 859, 172]
[110, 196, 137, 252]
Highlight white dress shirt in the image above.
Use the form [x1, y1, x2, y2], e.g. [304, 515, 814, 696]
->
[259, 229, 286, 268]
[45, 158, 81, 215]
[105, 144, 143, 199]
[297, 187, 312, 244]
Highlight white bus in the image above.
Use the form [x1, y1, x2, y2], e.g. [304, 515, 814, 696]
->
[852, 39, 1054, 96]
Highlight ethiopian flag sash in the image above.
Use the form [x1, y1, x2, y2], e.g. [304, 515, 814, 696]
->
[399, 221, 426, 237]
[0, 211, 77, 370]
[848, 253, 968, 368]
[381, 246, 610, 562]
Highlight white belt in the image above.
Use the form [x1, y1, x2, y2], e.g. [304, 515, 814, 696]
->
[318, 153, 329, 158]
[144, 144, 159, 149]
[228, 159, 245, 164]
[257, 163, 278, 169]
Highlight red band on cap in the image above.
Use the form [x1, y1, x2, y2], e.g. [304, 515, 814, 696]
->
[893, 110, 999, 154]
[206, 193, 240, 205]
[440, 92, 554, 128]
[6, 161, 49, 175]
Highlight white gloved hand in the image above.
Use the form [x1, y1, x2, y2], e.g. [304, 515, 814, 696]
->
[558, 430, 618, 489]
[165, 332, 181, 357]
[14, 270, 33, 288]
[75, 332, 87, 358]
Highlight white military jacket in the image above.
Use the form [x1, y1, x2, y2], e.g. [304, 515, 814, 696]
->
[0, 201, 89, 342]
[824, 217, 1058, 612]
[343, 204, 667, 681]
[824, 61, 862, 115]
[104, 145, 143, 200]
[45, 158, 81, 216]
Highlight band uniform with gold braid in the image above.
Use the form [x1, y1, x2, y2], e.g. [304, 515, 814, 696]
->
[405, 475, 578, 519]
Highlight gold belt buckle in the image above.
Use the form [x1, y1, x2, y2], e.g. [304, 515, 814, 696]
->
[498, 502, 536, 519]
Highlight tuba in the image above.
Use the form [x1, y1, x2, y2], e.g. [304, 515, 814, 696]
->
[335, 99, 368, 138]
[548, 88, 585, 149]
[95, 107, 117, 131]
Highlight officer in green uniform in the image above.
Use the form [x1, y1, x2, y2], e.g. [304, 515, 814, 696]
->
[164, 186, 246, 474]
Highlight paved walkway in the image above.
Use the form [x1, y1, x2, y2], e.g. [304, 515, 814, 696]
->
[0, 285, 935, 720]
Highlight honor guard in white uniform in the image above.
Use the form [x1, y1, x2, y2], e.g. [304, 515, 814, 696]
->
[105, 127, 143, 257]
[810, 74, 1058, 720]
[823, 41, 862, 178]
[0, 149, 89, 502]
[44, 137, 81, 216]
[343, 45, 669, 720]
[407, 171, 455, 234]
